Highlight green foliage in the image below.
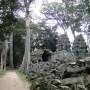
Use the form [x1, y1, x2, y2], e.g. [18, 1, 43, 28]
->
[13, 19, 25, 67]
[0, 0, 18, 40]
[84, 0, 90, 15]
[17, 69, 31, 90]
[42, 29, 58, 52]
[13, 30, 25, 67]
[57, 34, 71, 52]
[42, 2, 68, 31]
[31, 22, 58, 52]
[0, 70, 5, 77]
[17, 69, 30, 82]
[42, 1, 90, 38]
[72, 34, 88, 58]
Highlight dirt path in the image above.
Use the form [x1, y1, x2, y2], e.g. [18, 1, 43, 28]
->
[0, 70, 28, 90]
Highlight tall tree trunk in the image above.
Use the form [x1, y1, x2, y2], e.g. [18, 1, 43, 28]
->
[1, 47, 4, 70]
[4, 40, 9, 70]
[71, 25, 76, 39]
[26, 15, 31, 70]
[21, 0, 34, 71]
[1, 40, 9, 70]
[10, 32, 14, 68]
[72, 32, 76, 39]
[21, 1, 31, 71]
[21, 52, 27, 70]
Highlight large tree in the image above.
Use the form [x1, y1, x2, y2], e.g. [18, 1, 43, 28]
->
[0, 0, 18, 69]
[20, 0, 33, 71]
[42, 2, 67, 33]
[31, 21, 58, 52]
[0, 0, 18, 40]
[42, 1, 87, 38]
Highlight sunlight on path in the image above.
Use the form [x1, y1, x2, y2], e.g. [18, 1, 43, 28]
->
[0, 70, 28, 90]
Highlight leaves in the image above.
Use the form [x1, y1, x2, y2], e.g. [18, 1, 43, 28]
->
[0, 0, 19, 40]
[31, 22, 58, 52]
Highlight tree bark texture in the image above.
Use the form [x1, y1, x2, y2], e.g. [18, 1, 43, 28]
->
[21, 0, 31, 71]
[1, 40, 9, 70]
[10, 32, 14, 68]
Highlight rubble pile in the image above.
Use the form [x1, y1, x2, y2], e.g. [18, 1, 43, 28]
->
[29, 50, 90, 90]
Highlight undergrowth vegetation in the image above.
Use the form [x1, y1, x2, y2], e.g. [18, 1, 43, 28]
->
[0, 70, 5, 77]
[16, 69, 31, 90]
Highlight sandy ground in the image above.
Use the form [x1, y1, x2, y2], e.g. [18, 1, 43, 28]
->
[0, 70, 28, 90]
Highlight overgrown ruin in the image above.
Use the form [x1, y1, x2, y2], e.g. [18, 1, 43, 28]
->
[29, 49, 90, 90]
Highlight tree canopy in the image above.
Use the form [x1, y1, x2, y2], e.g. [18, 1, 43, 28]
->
[0, 0, 19, 40]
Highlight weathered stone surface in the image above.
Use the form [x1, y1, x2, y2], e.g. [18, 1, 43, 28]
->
[62, 76, 84, 85]
[30, 50, 77, 80]
[66, 66, 86, 73]
[52, 79, 62, 85]
[31, 49, 52, 64]
[30, 50, 90, 90]
[31, 49, 43, 63]
[51, 50, 76, 64]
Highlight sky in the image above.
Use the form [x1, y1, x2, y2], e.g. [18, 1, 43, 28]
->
[30, 0, 75, 42]
[19, 0, 88, 43]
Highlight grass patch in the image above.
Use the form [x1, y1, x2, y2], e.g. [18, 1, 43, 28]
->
[0, 70, 5, 78]
[16, 69, 31, 90]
